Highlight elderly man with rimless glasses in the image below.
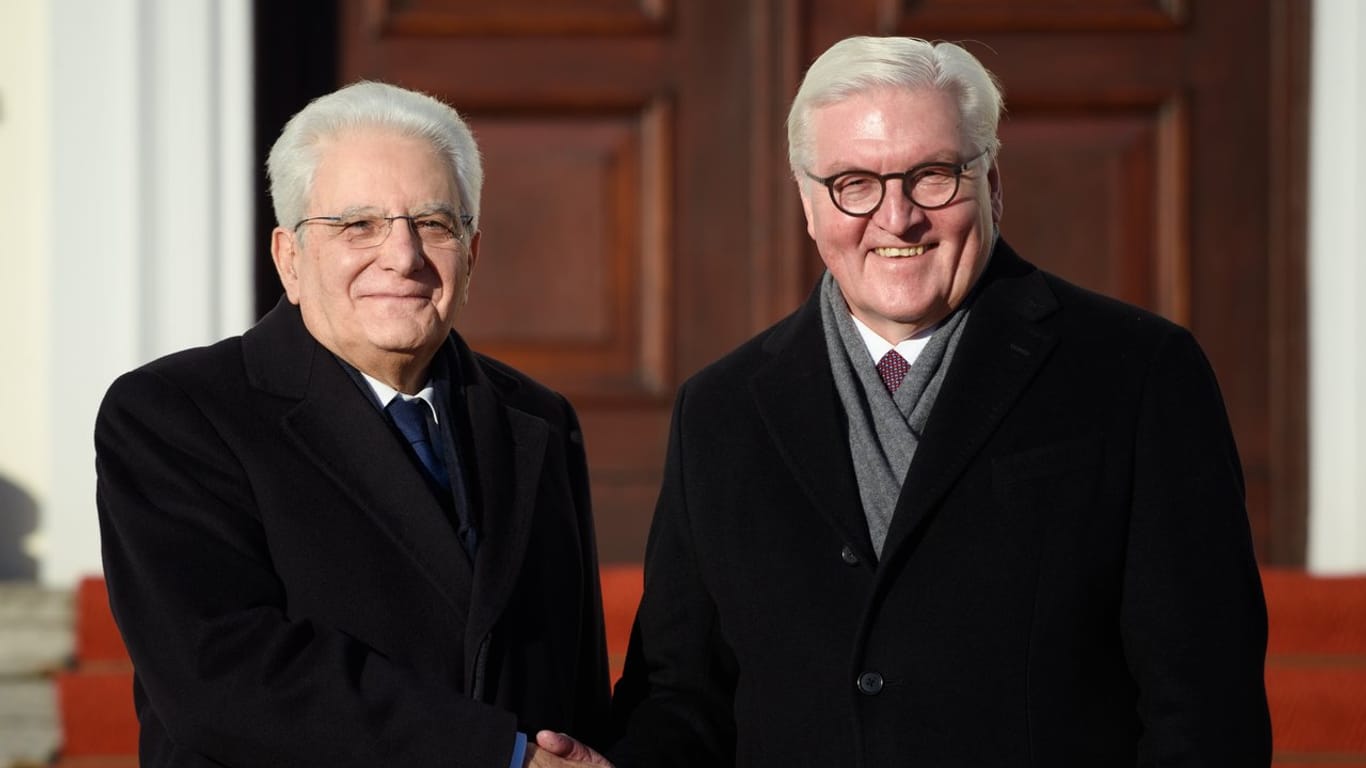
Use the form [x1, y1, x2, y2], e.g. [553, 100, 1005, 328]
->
[95, 82, 611, 768]
[541, 35, 1270, 768]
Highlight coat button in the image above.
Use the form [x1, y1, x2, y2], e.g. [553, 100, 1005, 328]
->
[840, 545, 860, 566]
[856, 672, 884, 695]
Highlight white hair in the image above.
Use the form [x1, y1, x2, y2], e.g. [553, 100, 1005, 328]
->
[267, 80, 483, 230]
[787, 36, 1005, 176]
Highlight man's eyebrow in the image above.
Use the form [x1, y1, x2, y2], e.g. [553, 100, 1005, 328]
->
[332, 205, 384, 218]
[411, 203, 458, 218]
[921, 150, 962, 163]
[819, 152, 963, 176]
[329, 203, 458, 218]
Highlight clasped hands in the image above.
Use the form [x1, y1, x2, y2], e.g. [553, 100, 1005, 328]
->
[525, 730, 614, 768]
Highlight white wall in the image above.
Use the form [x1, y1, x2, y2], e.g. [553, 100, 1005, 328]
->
[0, 0, 52, 579]
[1308, 0, 1366, 574]
[5, 0, 255, 586]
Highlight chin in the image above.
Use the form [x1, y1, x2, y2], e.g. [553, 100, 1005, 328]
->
[366, 325, 442, 355]
[886, 299, 951, 328]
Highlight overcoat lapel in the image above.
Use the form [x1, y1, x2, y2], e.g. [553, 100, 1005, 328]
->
[751, 291, 876, 563]
[459, 351, 547, 672]
[245, 301, 473, 619]
[880, 241, 1060, 559]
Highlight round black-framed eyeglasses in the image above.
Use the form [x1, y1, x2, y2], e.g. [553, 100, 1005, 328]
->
[804, 149, 989, 217]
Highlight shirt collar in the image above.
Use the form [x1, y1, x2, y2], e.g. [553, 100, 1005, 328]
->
[361, 372, 440, 424]
[849, 313, 939, 366]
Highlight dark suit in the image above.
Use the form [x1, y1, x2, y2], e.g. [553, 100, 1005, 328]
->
[95, 299, 610, 767]
[609, 240, 1270, 767]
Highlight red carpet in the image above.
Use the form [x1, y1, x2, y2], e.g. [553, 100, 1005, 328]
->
[1263, 568, 1366, 765]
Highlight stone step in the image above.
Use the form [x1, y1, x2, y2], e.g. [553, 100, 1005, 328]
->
[0, 581, 73, 768]
[52, 759, 138, 768]
[0, 677, 59, 767]
[0, 582, 74, 675]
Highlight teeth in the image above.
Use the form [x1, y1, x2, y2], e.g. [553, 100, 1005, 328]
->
[875, 245, 926, 257]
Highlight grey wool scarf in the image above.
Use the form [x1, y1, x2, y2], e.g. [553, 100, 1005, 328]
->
[820, 272, 970, 557]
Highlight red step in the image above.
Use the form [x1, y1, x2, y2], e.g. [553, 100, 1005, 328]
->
[54, 668, 138, 756]
[600, 562, 643, 682]
[74, 577, 129, 664]
[1263, 568, 1366, 762]
[1267, 665, 1366, 751]
[1264, 568, 1366, 655]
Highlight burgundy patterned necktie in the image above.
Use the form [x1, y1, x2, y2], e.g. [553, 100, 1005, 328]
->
[876, 350, 909, 394]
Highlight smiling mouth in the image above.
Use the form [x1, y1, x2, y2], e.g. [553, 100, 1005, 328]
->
[873, 245, 927, 258]
[366, 291, 430, 300]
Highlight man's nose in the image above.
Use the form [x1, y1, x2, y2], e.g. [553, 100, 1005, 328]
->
[872, 178, 925, 234]
[378, 217, 426, 272]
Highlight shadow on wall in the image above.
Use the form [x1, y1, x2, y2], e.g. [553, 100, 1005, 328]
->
[0, 474, 38, 580]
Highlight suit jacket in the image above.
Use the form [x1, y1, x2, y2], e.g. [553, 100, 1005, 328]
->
[609, 240, 1270, 767]
[95, 299, 610, 767]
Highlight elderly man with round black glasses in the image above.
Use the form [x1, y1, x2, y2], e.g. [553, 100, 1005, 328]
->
[541, 34, 1270, 768]
[96, 81, 611, 768]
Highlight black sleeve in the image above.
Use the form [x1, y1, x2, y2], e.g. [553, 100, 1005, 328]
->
[1121, 328, 1272, 766]
[561, 394, 614, 747]
[608, 385, 739, 768]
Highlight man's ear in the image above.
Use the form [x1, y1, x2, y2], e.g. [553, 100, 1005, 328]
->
[798, 179, 818, 241]
[467, 229, 480, 278]
[460, 229, 481, 306]
[271, 227, 302, 304]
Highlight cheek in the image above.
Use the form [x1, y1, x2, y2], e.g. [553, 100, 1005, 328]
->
[324, 255, 377, 295]
[940, 208, 990, 251]
[434, 256, 468, 305]
[813, 213, 866, 253]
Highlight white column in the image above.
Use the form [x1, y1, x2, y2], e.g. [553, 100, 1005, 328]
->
[1308, 0, 1366, 573]
[0, 0, 52, 580]
[40, 0, 254, 586]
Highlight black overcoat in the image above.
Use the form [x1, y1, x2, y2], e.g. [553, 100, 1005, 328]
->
[609, 240, 1270, 767]
[95, 300, 610, 767]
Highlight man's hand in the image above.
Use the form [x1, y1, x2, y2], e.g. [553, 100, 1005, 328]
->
[525, 730, 614, 767]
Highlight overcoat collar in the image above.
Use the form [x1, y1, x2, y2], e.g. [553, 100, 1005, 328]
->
[457, 341, 549, 676]
[751, 287, 875, 562]
[751, 239, 1060, 567]
[240, 300, 546, 652]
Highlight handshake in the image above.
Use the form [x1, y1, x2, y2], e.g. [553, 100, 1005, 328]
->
[526, 731, 613, 768]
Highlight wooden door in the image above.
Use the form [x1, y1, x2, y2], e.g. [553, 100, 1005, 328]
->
[326, 0, 1307, 564]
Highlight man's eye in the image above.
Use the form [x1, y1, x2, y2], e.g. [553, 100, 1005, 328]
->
[915, 169, 955, 185]
[342, 218, 380, 234]
[836, 175, 876, 193]
[414, 218, 451, 233]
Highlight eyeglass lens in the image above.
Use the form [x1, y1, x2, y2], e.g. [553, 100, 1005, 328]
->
[343, 215, 460, 248]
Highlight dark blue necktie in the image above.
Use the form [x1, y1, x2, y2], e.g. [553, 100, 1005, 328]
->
[386, 397, 451, 491]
